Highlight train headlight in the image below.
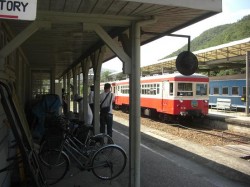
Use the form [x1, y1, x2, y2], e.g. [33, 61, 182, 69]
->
[204, 100, 208, 103]
[179, 99, 183, 103]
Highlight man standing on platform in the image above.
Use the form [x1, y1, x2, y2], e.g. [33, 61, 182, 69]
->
[100, 83, 114, 137]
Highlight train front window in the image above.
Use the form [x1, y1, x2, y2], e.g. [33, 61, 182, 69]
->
[177, 83, 193, 96]
[196, 84, 208, 96]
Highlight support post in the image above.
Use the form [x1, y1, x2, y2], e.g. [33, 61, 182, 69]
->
[84, 23, 131, 74]
[66, 71, 71, 112]
[72, 67, 78, 112]
[77, 67, 81, 113]
[81, 59, 91, 123]
[91, 47, 106, 134]
[246, 51, 250, 115]
[63, 75, 66, 90]
[129, 22, 141, 187]
[51, 68, 55, 94]
[129, 17, 157, 187]
[78, 68, 81, 96]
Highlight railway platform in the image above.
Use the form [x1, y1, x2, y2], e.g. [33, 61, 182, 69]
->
[205, 109, 250, 134]
[52, 112, 250, 187]
[208, 109, 250, 122]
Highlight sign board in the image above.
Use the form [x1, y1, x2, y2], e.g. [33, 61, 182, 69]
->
[0, 0, 37, 20]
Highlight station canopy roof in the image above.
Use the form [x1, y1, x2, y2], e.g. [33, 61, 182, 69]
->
[2, 0, 221, 79]
[141, 37, 250, 75]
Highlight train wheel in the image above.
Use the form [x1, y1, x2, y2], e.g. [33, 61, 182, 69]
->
[125, 105, 129, 113]
[158, 113, 165, 122]
[179, 116, 193, 125]
[141, 108, 145, 117]
[149, 109, 158, 119]
[121, 105, 129, 113]
[114, 104, 120, 110]
[121, 105, 126, 113]
[164, 114, 176, 123]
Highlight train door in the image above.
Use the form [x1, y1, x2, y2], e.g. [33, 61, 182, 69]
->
[162, 81, 169, 98]
[112, 85, 116, 94]
[162, 81, 169, 111]
[113, 84, 120, 108]
[112, 84, 117, 108]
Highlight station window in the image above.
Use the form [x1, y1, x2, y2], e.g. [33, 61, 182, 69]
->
[222, 87, 228, 95]
[232, 86, 239, 95]
[31, 71, 51, 99]
[196, 83, 208, 96]
[213, 87, 219, 95]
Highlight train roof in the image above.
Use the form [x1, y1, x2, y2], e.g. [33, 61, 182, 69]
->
[113, 72, 208, 84]
[209, 74, 246, 81]
[141, 72, 208, 80]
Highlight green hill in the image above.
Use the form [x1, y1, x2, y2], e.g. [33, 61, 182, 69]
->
[166, 14, 250, 58]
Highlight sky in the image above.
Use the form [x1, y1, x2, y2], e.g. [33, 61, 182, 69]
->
[102, 0, 250, 72]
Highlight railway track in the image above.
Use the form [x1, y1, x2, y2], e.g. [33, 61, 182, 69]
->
[113, 110, 250, 160]
[113, 110, 250, 146]
[176, 123, 250, 145]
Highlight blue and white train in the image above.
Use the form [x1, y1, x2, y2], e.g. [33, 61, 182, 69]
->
[209, 74, 249, 111]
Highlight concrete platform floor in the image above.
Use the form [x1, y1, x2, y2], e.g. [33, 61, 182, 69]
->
[51, 112, 250, 187]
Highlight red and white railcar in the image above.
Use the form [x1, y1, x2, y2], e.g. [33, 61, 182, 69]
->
[112, 73, 209, 121]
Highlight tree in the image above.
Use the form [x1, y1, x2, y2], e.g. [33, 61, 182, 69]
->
[101, 70, 112, 82]
[164, 14, 250, 76]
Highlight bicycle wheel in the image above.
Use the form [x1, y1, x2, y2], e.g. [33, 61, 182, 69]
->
[91, 144, 127, 180]
[86, 134, 114, 149]
[40, 133, 64, 151]
[39, 149, 70, 185]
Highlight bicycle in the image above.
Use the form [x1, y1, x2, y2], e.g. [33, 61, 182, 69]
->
[42, 115, 114, 150]
[39, 116, 127, 185]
